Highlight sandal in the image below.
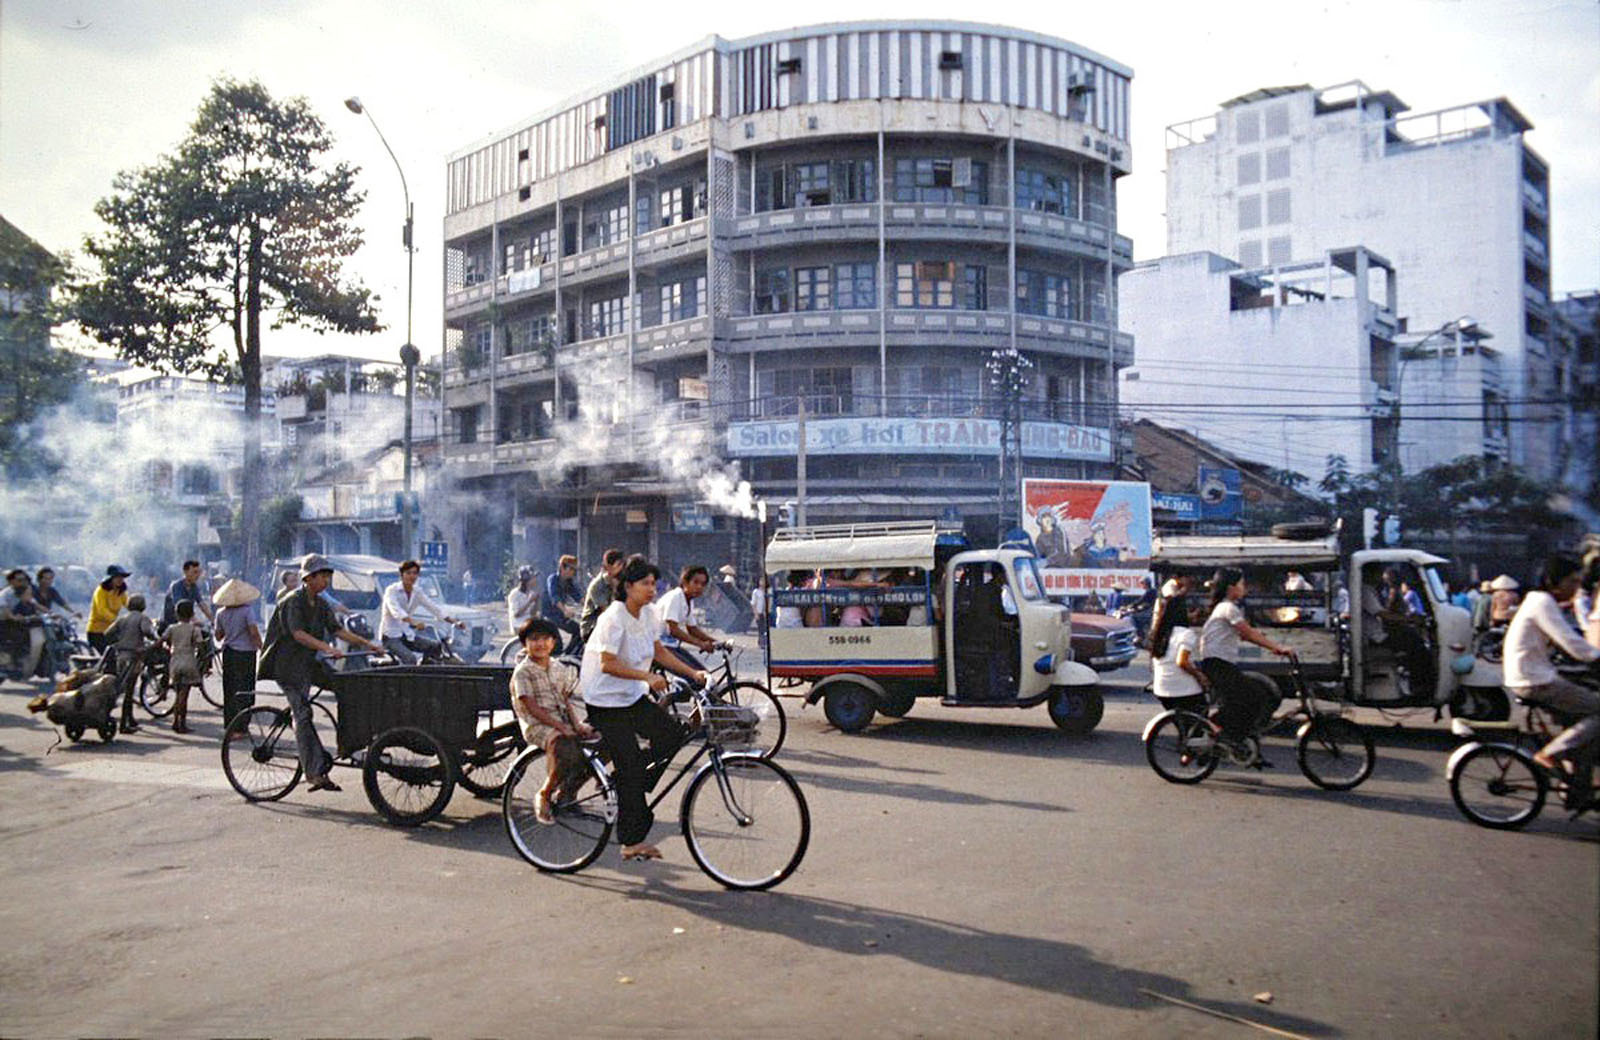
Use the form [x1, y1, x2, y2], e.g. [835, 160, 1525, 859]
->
[621, 843, 663, 861]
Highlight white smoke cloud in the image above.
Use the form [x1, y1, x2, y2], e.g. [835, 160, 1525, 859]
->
[531, 354, 758, 519]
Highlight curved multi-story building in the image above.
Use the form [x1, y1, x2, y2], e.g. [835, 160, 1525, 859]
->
[442, 21, 1133, 571]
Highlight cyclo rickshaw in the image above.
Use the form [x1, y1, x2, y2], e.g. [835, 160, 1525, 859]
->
[1149, 525, 1508, 720]
[764, 522, 1103, 734]
[221, 656, 524, 826]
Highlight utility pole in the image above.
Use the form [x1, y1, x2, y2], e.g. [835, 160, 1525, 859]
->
[796, 394, 808, 527]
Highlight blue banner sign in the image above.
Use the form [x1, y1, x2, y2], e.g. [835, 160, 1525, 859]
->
[1197, 467, 1242, 521]
[1152, 492, 1201, 521]
[670, 503, 715, 533]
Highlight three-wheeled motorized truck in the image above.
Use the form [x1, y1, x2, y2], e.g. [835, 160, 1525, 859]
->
[764, 522, 1104, 734]
[1150, 527, 1509, 720]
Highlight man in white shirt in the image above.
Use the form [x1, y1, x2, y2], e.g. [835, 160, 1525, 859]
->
[380, 559, 460, 664]
[656, 565, 719, 671]
[506, 566, 540, 638]
[1502, 554, 1600, 785]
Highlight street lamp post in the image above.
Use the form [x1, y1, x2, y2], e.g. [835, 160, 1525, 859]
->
[986, 346, 1034, 534]
[344, 96, 417, 556]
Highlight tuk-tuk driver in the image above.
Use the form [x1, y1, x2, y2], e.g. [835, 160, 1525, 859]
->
[1360, 563, 1433, 696]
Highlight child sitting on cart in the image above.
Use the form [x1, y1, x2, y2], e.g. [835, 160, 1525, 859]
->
[510, 617, 596, 824]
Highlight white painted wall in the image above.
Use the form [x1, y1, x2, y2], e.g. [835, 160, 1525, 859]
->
[1119, 251, 1390, 482]
[1165, 86, 1555, 476]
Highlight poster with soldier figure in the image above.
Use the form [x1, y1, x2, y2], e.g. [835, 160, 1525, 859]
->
[1021, 479, 1153, 597]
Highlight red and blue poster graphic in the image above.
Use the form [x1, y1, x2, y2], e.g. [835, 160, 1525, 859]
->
[1021, 479, 1153, 595]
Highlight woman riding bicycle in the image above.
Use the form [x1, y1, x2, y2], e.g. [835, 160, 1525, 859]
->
[1197, 568, 1294, 756]
[577, 556, 706, 862]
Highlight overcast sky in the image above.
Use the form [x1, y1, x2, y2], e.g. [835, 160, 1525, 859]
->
[3, 0, 1595, 364]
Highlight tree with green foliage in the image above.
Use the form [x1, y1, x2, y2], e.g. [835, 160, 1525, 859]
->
[72, 78, 380, 578]
[0, 217, 83, 478]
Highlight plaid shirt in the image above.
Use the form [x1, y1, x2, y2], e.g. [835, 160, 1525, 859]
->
[510, 656, 582, 747]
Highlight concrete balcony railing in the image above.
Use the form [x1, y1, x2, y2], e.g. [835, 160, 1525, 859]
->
[725, 307, 1132, 359]
[445, 218, 712, 318]
[1523, 283, 1549, 310]
[445, 315, 715, 393]
[1522, 181, 1549, 216]
[725, 202, 1132, 263]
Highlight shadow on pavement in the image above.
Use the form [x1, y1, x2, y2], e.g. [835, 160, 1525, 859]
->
[557, 877, 1343, 1037]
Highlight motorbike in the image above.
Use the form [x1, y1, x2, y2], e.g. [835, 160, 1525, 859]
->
[347, 614, 466, 665]
[2, 613, 85, 682]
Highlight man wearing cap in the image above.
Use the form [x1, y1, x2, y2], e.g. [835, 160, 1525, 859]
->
[87, 565, 131, 652]
[507, 565, 541, 643]
[258, 555, 381, 791]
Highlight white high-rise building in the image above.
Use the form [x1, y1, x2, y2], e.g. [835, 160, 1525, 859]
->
[1164, 82, 1562, 477]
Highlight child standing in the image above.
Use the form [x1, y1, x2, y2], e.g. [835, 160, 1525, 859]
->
[162, 599, 203, 734]
[105, 594, 157, 734]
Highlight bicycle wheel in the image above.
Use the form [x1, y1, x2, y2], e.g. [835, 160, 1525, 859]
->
[1144, 712, 1218, 784]
[714, 681, 786, 759]
[502, 746, 614, 873]
[1297, 716, 1375, 791]
[458, 717, 524, 798]
[1450, 744, 1547, 829]
[138, 670, 175, 718]
[362, 726, 456, 827]
[221, 707, 303, 801]
[681, 753, 810, 891]
[198, 668, 223, 709]
[499, 638, 522, 665]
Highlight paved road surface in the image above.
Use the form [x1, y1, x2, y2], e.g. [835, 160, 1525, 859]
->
[1, 656, 1594, 1038]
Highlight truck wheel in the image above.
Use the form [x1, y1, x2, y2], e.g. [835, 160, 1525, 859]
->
[823, 684, 876, 733]
[877, 691, 916, 718]
[1048, 686, 1104, 734]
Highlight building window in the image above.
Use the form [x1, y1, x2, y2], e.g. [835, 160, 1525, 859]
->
[1266, 188, 1291, 225]
[657, 180, 706, 227]
[1265, 147, 1290, 180]
[963, 264, 988, 311]
[795, 266, 831, 311]
[1236, 109, 1261, 144]
[453, 406, 480, 444]
[755, 268, 790, 313]
[1083, 169, 1112, 225]
[763, 366, 854, 414]
[756, 159, 875, 211]
[583, 202, 629, 250]
[505, 314, 556, 356]
[660, 82, 676, 130]
[658, 275, 706, 323]
[892, 158, 988, 205]
[1238, 194, 1262, 231]
[1267, 236, 1293, 265]
[1264, 103, 1290, 139]
[895, 261, 959, 308]
[1238, 240, 1262, 267]
[793, 163, 830, 206]
[1015, 168, 1069, 213]
[834, 262, 876, 309]
[1236, 153, 1260, 186]
[463, 246, 490, 286]
[1016, 269, 1069, 319]
[587, 295, 629, 338]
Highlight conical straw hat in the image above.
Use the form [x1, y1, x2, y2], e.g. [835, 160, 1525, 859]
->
[212, 578, 261, 608]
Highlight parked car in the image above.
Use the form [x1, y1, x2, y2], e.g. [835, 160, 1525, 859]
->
[1069, 612, 1138, 672]
[265, 555, 501, 663]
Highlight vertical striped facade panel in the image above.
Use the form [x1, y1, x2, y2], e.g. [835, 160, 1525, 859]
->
[446, 28, 1131, 214]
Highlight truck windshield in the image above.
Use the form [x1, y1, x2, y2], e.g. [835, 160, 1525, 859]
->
[1014, 558, 1046, 601]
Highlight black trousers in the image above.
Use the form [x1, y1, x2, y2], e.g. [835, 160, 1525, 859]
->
[88, 631, 108, 653]
[1199, 658, 1268, 739]
[1382, 625, 1436, 697]
[221, 648, 257, 726]
[585, 698, 688, 846]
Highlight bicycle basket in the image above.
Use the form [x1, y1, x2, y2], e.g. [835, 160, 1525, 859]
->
[703, 703, 759, 747]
